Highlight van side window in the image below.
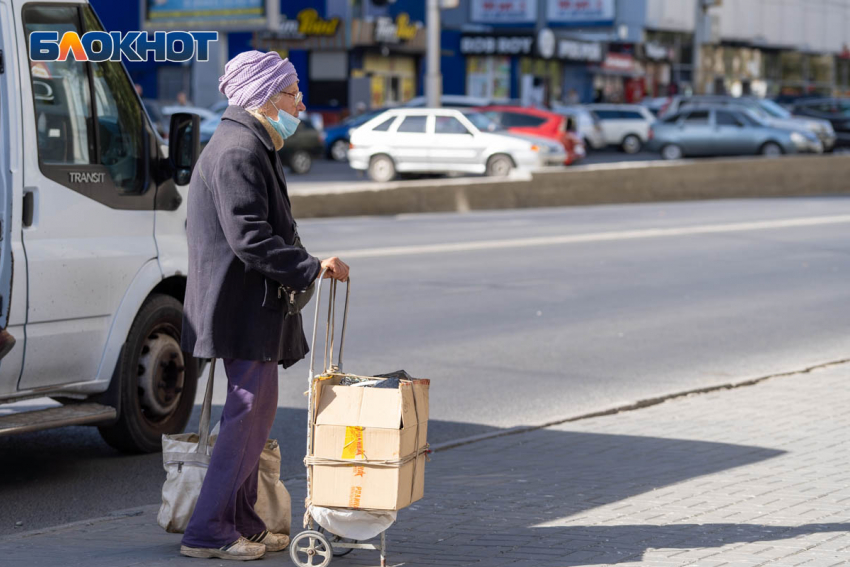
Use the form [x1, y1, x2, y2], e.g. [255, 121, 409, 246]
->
[83, 7, 144, 193]
[23, 6, 94, 165]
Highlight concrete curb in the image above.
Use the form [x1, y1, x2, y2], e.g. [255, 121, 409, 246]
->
[291, 154, 850, 218]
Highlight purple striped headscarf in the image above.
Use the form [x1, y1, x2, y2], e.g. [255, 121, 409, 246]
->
[219, 50, 298, 110]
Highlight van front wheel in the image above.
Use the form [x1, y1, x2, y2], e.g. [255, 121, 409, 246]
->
[98, 294, 199, 453]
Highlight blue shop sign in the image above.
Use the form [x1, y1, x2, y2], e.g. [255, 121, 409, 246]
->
[145, 0, 269, 30]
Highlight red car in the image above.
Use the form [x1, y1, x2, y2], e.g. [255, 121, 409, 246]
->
[476, 105, 586, 165]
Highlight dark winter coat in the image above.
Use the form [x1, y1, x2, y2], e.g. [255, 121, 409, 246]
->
[181, 105, 321, 366]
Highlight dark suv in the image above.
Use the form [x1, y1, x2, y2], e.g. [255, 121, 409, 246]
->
[791, 98, 850, 147]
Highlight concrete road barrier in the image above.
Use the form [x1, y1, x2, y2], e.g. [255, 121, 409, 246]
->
[291, 155, 850, 218]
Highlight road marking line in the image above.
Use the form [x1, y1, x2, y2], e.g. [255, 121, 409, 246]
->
[313, 214, 850, 259]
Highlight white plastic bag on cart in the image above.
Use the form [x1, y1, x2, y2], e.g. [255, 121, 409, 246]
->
[309, 505, 396, 540]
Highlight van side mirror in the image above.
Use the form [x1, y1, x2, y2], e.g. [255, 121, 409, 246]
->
[169, 113, 200, 185]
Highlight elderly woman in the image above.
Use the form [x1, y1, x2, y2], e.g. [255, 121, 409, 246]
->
[179, 51, 349, 560]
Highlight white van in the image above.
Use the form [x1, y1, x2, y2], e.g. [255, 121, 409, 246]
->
[0, 0, 202, 452]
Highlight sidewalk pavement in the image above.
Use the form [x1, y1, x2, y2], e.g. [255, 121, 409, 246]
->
[2, 363, 849, 567]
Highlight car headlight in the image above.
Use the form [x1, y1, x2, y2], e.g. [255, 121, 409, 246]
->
[790, 132, 806, 145]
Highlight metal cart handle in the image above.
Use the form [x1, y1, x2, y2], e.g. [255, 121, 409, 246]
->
[308, 268, 350, 380]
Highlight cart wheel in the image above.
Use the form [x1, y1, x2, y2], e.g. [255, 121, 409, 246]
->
[289, 531, 332, 567]
[317, 526, 356, 557]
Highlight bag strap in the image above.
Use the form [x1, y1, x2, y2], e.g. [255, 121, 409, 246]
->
[196, 358, 216, 454]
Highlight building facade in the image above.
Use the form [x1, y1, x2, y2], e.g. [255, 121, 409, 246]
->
[89, 0, 850, 117]
[646, 0, 850, 98]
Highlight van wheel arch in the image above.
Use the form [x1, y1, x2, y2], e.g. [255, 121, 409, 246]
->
[97, 293, 201, 453]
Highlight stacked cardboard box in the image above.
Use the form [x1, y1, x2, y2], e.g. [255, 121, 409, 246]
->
[309, 375, 429, 510]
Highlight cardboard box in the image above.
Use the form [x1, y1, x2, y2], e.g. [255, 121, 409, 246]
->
[309, 375, 429, 511]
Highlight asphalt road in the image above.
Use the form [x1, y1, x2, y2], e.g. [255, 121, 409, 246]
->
[1, 197, 849, 535]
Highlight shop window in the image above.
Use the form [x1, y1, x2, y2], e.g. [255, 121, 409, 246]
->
[397, 116, 428, 133]
[388, 77, 401, 104]
[435, 116, 470, 135]
[310, 52, 348, 81]
[499, 112, 546, 128]
[467, 57, 511, 101]
[308, 80, 349, 109]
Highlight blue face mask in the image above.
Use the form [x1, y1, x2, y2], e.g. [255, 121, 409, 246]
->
[268, 100, 301, 140]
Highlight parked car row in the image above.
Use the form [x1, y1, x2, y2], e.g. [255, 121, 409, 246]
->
[158, 93, 848, 182]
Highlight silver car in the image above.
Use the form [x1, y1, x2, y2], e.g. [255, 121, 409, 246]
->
[647, 106, 821, 160]
[662, 95, 836, 151]
[348, 108, 567, 182]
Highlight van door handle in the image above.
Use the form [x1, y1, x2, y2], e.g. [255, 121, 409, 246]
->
[23, 189, 35, 228]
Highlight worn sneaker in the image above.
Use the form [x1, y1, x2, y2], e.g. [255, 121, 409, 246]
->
[247, 529, 290, 552]
[180, 537, 265, 560]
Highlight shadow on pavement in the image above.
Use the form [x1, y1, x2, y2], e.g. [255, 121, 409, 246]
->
[0, 407, 817, 567]
[295, 426, 816, 566]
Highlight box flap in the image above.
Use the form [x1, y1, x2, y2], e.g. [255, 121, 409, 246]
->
[315, 384, 402, 429]
[401, 380, 430, 429]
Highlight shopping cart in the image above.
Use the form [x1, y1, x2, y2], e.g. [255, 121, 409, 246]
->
[289, 271, 390, 567]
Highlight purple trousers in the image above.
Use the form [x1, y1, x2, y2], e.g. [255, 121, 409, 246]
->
[182, 358, 279, 549]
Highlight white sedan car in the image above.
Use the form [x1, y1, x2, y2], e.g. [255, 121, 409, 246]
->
[348, 108, 566, 182]
[586, 104, 656, 154]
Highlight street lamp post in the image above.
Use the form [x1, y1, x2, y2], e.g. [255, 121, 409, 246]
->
[692, 0, 721, 94]
[426, 0, 441, 107]
[692, 0, 706, 94]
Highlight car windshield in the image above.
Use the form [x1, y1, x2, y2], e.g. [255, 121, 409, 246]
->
[463, 112, 503, 132]
[757, 99, 792, 118]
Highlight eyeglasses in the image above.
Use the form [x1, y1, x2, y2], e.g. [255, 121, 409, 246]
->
[277, 91, 303, 105]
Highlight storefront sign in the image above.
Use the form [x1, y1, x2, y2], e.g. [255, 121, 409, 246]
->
[144, 0, 268, 30]
[602, 53, 636, 73]
[547, 0, 615, 25]
[644, 42, 673, 61]
[276, 9, 340, 39]
[471, 0, 537, 24]
[460, 34, 535, 56]
[558, 39, 603, 62]
[374, 13, 419, 44]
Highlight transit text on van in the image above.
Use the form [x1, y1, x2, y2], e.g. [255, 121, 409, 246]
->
[69, 172, 106, 184]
